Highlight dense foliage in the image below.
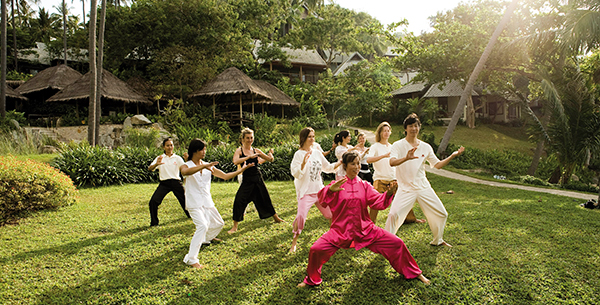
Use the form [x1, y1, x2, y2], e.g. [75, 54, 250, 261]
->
[53, 145, 161, 187]
[0, 155, 78, 225]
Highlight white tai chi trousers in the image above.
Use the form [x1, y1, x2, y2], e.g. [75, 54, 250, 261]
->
[183, 206, 224, 265]
[384, 187, 448, 245]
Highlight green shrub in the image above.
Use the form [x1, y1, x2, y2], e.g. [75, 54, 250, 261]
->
[0, 155, 78, 225]
[448, 144, 531, 177]
[124, 128, 160, 148]
[561, 181, 599, 193]
[251, 113, 278, 146]
[518, 175, 554, 187]
[53, 145, 161, 187]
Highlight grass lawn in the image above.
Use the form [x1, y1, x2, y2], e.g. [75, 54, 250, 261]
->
[371, 124, 535, 156]
[1, 177, 599, 304]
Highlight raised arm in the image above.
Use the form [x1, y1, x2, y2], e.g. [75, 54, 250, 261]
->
[233, 147, 258, 165]
[256, 148, 274, 163]
[148, 155, 164, 171]
[389, 147, 418, 167]
[434, 146, 465, 169]
[180, 161, 218, 176]
[366, 151, 390, 164]
[213, 162, 255, 180]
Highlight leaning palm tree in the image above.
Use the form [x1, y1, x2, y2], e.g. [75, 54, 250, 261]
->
[437, 0, 520, 155]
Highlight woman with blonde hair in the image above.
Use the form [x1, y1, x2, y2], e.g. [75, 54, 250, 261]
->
[228, 128, 284, 233]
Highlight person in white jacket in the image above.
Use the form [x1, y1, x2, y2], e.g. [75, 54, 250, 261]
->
[289, 127, 341, 253]
[180, 138, 254, 269]
[385, 114, 464, 247]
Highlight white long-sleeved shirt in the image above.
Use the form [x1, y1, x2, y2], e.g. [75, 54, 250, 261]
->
[390, 139, 440, 191]
[290, 148, 337, 200]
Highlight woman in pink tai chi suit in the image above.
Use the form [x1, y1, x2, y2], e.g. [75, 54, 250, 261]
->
[298, 151, 430, 287]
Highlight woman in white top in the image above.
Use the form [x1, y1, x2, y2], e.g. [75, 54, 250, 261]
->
[180, 138, 253, 269]
[385, 114, 464, 247]
[147, 138, 189, 227]
[289, 127, 340, 253]
[334, 130, 356, 180]
[355, 132, 372, 184]
[366, 122, 425, 224]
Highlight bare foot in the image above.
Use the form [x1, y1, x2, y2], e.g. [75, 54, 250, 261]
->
[416, 219, 427, 223]
[227, 228, 237, 234]
[417, 274, 430, 285]
[212, 238, 223, 242]
[190, 263, 204, 269]
[289, 243, 297, 253]
[433, 241, 452, 248]
[273, 215, 285, 223]
[297, 282, 307, 288]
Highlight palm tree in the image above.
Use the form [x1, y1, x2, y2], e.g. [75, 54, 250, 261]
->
[2, 0, 7, 119]
[437, 0, 520, 155]
[88, 0, 97, 145]
[94, 0, 106, 143]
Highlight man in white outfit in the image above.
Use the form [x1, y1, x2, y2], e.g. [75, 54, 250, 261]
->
[385, 113, 464, 247]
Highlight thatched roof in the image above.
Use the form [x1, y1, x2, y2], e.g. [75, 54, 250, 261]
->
[424, 80, 478, 98]
[254, 80, 299, 106]
[5, 85, 28, 100]
[189, 67, 270, 99]
[46, 69, 151, 104]
[15, 64, 82, 95]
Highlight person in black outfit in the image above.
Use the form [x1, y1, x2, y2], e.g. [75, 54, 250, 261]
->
[228, 128, 285, 233]
[148, 138, 190, 226]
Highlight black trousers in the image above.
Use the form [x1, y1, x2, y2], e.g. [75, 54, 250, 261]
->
[232, 175, 276, 222]
[149, 179, 189, 226]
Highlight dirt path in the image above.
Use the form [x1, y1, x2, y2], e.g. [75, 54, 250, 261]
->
[346, 126, 594, 201]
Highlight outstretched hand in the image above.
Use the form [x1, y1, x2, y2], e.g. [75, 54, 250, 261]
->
[156, 155, 165, 165]
[330, 177, 348, 192]
[205, 161, 219, 173]
[405, 147, 419, 160]
[241, 161, 255, 171]
[452, 146, 465, 157]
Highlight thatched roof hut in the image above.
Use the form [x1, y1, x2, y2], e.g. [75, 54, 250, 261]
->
[253, 80, 298, 106]
[6, 86, 28, 101]
[189, 67, 270, 99]
[15, 64, 82, 95]
[189, 67, 298, 125]
[46, 69, 151, 104]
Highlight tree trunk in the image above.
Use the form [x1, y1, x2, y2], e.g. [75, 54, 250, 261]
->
[1, 0, 6, 119]
[88, 0, 98, 145]
[63, 0, 67, 65]
[81, 0, 85, 25]
[466, 95, 475, 128]
[548, 166, 562, 184]
[560, 163, 575, 185]
[11, 0, 16, 71]
[95, 0, 106, 144]
[437, 0, 520, 155]
[527, 140, 544, 176]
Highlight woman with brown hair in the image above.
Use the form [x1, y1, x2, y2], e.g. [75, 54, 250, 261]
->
[289, 127, 340, 253]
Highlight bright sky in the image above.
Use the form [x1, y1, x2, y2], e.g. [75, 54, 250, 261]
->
[40, 0, 467, 34]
